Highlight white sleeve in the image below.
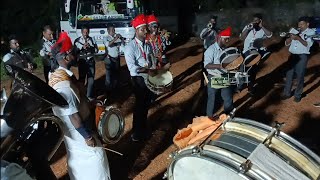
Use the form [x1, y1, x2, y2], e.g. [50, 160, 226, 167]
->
[124, 45, 139, 74]
[74, 38, 83, 49]
[204, 47, 214, 67]
[306, 31, 315, 48]
[200, 28, 209, 39]
[53, 87, 79, 116]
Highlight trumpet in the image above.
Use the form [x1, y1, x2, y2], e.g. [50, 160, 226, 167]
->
[247, 23, 254, 29]
[207, 22, 213, 29]
[279, 28, 300, 38]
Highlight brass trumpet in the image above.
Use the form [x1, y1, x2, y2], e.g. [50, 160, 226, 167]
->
[207, 22, 213, 29]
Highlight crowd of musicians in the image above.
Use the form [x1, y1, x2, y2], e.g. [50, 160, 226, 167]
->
[1, 12, 319, 180]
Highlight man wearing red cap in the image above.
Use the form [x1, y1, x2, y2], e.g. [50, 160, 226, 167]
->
[125, 14, 156, 141]
[49, 32, 111, 180]
[146, 14, 171, 68]
[204, 27, 234, 117]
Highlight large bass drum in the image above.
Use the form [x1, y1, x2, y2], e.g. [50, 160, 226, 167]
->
[95, 106, 125, 144]
[166, 118, 320, 180]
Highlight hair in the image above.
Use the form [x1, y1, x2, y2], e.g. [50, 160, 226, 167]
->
[253, 13, 263, 20]
[298, 16, 310, 23]
[43, 25, 52, 32]
[81, 26, 89, 32]
[210, 15, 218, 20]
[8, 35, 17, 43]
[107, 24, 115, 30]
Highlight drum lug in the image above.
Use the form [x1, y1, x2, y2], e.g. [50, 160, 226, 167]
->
[162, 172, 168, 179]
[191, 146, 201, 154]
[239, 160, 252, 173]
[169, 151, 178, 159]
[263, 121, 285, 145]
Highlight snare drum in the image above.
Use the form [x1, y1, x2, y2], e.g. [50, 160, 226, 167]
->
[166, 118, 320, 180]
[243, 49, 261, 67]
[219, 47, 244, 71]
[95, 106, 125, 144]
[146, 70, 173, 95]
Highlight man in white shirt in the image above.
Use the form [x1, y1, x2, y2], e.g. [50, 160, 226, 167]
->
[200, 15, 218, 88]
[239, 13, 272, 95]
[103, 25, 123, 92]
[74, 27, 98, 100]
[124, 14, 156, 141]
[204, 27, 234, 117]
[282, 16, 315, 102]
[49, 32, 111, 180]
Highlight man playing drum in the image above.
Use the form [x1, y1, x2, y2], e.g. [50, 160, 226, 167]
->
[200, 15, 218, 88]
[146, 14, 171, 68]
[124, 14, 156, 142]
[204, 27, 234, 117]
[49, 32, 111, 180]
[282, 16, 315, 102]
[239, 13, 272, 95]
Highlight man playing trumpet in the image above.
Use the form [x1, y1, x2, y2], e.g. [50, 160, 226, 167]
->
[282, 16, 315, 102]
[146, 14, 171, 68]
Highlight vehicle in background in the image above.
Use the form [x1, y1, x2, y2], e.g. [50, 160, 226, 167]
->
[60, 0, 144, 56]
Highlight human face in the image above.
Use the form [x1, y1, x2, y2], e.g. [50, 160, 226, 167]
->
[219, 37, 230, 47]
[136, 25, 147, 40]
[298, 21, 309, 32]
[209, 18, 216, 26]
[81, 28, 89, 38]
[108, 27, 115, 36]
[252, 17, 261, 27]
[9, 39, 20, 52]
[43, 29, 54, 41]
[149, 23, 159, 35]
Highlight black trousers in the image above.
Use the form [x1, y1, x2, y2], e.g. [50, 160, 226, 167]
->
[43, 65, 51, 83]
[131, 76, 152, 138]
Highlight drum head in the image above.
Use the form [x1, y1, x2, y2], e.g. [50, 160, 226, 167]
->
[244, 50, 261, 67]
[171, 156, 245, 180]
[219, 47, 243, 70]
[97, 106, 125, 144]
[148, 71, 173, 85]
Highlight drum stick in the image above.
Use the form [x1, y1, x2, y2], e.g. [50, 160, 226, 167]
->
[203, 72, 209, 85]
[103, 147, 123, 156]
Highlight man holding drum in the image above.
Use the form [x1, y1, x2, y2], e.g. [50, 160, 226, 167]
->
[124, 14, 156, 142]
[204, 27, 234, 117]
[200, 15, 218, 88]
[282, 16, 315, 102]
[240, 13, 272, 95]
[49, 32, 111, 180]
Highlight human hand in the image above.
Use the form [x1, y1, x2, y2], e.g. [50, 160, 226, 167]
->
[85, 137, 96, 147]
[148, 69, 158, 77]
[259, 20, 263, 27]
[290, 34, 300, 40]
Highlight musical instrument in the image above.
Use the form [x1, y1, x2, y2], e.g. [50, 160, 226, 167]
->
[210, 71, 249, 89]
[95, 105, 125, 144]
[218, 47, 244, 71]
[164, 116, 320, 180]
[145, 70, 173, 95]
[243, 49, 261, 67]
[207, 22, 213, 29]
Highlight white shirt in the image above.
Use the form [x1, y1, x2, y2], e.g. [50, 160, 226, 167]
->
[200, 28, 217, 49]
[124, 37, 154, 76]
[241, 27, 272, 53]
[103, 34, 121, 58]
[288, 28, 315, 54]
[204, 42, 228, 76]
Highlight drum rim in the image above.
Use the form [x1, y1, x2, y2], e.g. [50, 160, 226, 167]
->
[98, 107, 125, 144]
[231, 118, 320, 165]
[167, 146, 269, 180]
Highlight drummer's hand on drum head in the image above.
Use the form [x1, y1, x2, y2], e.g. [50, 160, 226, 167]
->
[148, 69, 158, 77]
[162, 63, 171, 70]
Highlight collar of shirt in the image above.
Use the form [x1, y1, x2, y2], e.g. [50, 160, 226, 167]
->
[58, 66, 73, 76]
[135, 37, 145, 46]
[213, 42, 223, 51]
[43, 37, 50, 42]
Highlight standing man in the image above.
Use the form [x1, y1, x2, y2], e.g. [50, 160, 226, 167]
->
[146, 14, 171, 68]
[239, 13, 272, 95]
[40, 25, 56, 83]
[124, 14, 156, 141]
[74, 26, 98, 100]
[204, 27, 234, 117]
[49, 32, 111, 180]
[2, 35, 35, 73]
[199, 15, 218, 88]
[282, 16, 315, 102]
[103, 25, 123, 92]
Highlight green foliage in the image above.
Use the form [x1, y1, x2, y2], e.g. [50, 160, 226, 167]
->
[0, 61, 8, 81]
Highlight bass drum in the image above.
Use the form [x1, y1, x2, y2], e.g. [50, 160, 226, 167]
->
[95, 106, 125, 144]
[166, 118, 320, 180]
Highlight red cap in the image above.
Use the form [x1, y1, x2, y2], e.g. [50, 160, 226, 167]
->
[219, 27, 232, 38]
[56, 32, 73, 53]
[146, 14, 158, 25]
[131, 14, 147, 29]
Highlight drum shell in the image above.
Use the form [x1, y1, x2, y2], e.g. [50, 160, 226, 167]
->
[219, 47, 243, 71]
[243, 49, 261, 67]
[146, 71, 173, 95]
[166, 118, 320, 180]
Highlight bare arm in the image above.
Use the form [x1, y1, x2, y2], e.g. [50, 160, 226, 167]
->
[240, 27, 250, 41]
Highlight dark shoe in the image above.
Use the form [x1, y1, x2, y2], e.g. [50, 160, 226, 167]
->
[131, 134, 147, 142]
[280, 94, 291, 100]
[294, 97, 301, 102]
[314, 102, 320, 107]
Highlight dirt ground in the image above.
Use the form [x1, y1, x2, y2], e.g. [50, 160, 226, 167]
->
[1, 36, 319, 180]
